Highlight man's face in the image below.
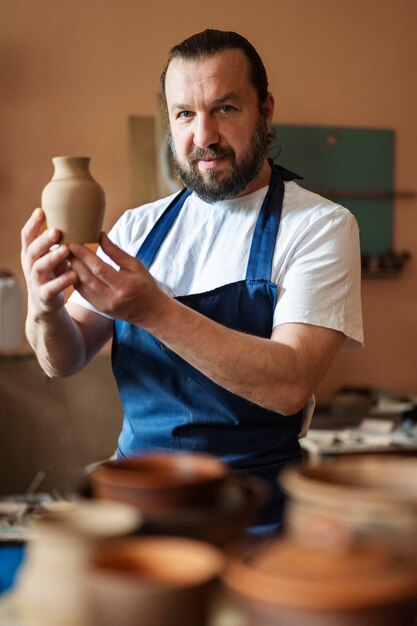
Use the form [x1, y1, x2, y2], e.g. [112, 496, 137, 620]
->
[164, 49, 274, 202]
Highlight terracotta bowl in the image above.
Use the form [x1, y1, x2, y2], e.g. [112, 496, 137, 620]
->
[140, 473, 267, 550]
[222, 537, 417, 626]
[89, 452, 228, 514]
[280, 454, 417, 554]
[87, 537, 225, 626]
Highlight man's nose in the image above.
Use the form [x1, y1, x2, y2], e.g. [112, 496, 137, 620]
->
[193, 114, 220, 149]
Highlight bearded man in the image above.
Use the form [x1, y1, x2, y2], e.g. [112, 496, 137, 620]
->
[21, 29, 363, 539]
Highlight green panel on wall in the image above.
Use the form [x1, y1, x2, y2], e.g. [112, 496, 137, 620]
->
[269, 125, 394, 255]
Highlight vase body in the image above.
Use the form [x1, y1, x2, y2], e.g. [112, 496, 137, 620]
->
[41, 156, 105, 244]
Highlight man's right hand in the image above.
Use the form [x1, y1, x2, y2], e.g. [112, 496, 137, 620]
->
[21, 208, 77, 317]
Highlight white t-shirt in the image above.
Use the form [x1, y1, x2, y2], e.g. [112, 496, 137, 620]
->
[70, 181, 363, 349]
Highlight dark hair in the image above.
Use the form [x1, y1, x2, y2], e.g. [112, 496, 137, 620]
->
[160, 29, 269, 106]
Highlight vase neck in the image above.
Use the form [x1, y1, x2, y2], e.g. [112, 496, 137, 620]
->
[52, 157, 92, 180]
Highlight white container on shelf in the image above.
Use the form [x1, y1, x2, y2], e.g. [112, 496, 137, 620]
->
[0, 273, 23, 350]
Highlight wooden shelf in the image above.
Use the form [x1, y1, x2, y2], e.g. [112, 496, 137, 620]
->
[311, 189, 415, 200]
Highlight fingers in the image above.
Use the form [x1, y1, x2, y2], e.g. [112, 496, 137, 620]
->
[22, 230, 69, 287]
[21, 208, 44, 252]
[21, 213, 72, 289]
[26, 229, 63, 268]
[38, 270, 77, 304]
[98, 232, 139, 270]
[21, 210, 77, 316]
[31, 247, 77, 311]
[21, 206, 63, 271]
[68, 233, 140, 290]
[32, 244, 72, 282]
[21, 208, 61, 253]
[26, 248, 77, 315]
[69, 241, 119, 287]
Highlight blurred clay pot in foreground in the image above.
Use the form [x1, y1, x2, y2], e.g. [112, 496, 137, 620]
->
[223, 537, 417, 626]
[87, 536, 225, 626]
[90, 452, 228, 513]
[89, 452, 266, 549]
[138, 473, 266, 550]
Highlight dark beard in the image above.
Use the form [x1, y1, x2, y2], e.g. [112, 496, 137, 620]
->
[168, 116, 269, 203]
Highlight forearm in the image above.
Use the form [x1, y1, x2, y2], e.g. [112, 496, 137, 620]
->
[66, 234, 344, 411]
[146, 297, 314, 415]
[25, 305, 87, 378]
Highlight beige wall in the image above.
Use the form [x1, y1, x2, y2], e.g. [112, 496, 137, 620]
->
[1, 0, 416, 403]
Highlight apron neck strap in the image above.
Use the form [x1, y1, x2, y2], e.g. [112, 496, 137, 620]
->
[137, 187, 191, 268]
[245, 163, 285, 281]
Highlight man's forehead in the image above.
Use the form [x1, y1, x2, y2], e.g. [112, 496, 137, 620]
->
[165, 49, 253, 105]
[166, 48, 249, 82]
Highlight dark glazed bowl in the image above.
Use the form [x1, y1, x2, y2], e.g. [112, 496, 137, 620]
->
[139, 473, 267, 549]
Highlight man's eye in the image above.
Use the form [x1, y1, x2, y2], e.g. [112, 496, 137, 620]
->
[217, 105, 236, 113]
[178, 111, 194, 119]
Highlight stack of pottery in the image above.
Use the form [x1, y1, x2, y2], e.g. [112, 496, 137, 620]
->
[12, 500, 141, 626]
[280, 454, 417, 556]
[221, 454, 417, 626]
[86, 536, 225, 626]
[89, 452, 266, 549]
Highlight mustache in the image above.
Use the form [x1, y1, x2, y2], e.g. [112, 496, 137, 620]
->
[188, 145, 235, 164]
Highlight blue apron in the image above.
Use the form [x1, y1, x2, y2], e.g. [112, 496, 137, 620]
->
[112, 163, 303, 534]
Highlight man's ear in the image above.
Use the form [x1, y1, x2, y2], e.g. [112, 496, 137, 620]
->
[263, 92, 275, 133]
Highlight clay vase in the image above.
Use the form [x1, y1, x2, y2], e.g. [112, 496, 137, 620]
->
[41, 156, 105, 244]
[86, 536, 225, 626]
